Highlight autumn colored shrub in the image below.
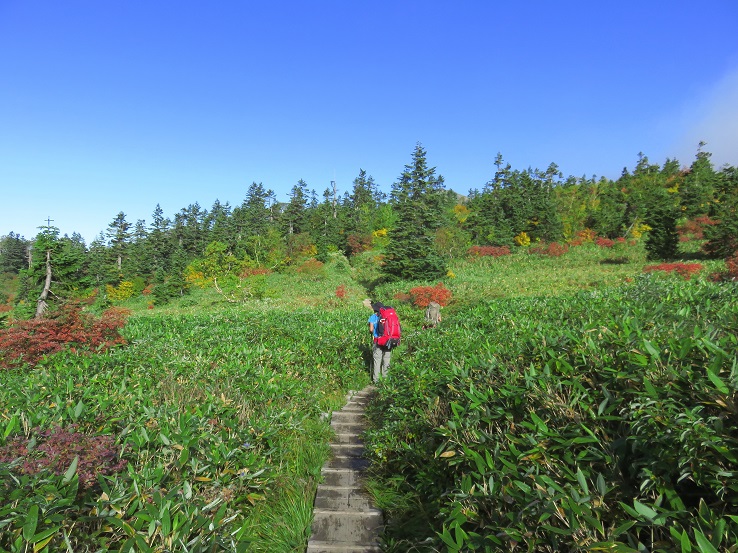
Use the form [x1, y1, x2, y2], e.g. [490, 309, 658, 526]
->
[678, 215, 718, 241]
[335, 284, 347, 299]
[643, 262, 703, 280]
[710, 250, 738, 282]
[295, 258, 324, 276]
[514, 232, 531, 247]
[0, 302, 129, 369]
[240, 267, 272, 278]
[347, 233, 374, 256]
[0, 424, 126, 492]
[529, 242, 569, 257]
[596, 237, 615, 248]
[408, 282, 452, 308]
[467, 245, 511, 258]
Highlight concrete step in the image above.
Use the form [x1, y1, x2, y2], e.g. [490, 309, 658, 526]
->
[334, 432, 363, 444]
[320, 468, 362, 487]
[313, 486, 374, 511]
[330, 421, 366, 434]
[309, 508, 383, 543]
[307, 542, 381, 553]
[309, 385, 381, 550]
[330, 443, 365, 458]
[330, 410, 365, 424]
[328, 455, 370, 471]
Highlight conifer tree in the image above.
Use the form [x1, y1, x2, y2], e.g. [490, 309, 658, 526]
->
[383, 143, 447, 280]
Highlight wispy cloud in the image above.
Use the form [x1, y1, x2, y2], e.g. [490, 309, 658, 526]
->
[671, 66, 738, 169]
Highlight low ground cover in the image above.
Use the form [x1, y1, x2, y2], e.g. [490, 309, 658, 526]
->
[364, 273, 738, 551]
[0, 305, 370, 552]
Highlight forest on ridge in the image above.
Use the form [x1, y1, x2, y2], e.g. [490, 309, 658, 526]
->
[1, 142, 737, 317]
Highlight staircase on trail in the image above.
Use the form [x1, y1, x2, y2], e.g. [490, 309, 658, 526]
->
[307, 386, 383, 553]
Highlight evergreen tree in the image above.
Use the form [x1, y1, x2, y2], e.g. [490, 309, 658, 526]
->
[681, 142, 718, 218]
[281, 180, 309, 237]
[148, 204, 173, 276]
[106, 212, 132, 277]
[643, 186, 680, 260]
[383, 143, 447, 280]
[0, 232, 29, 274]
[703, 165, 738, 257]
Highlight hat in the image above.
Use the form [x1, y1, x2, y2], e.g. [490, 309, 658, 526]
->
[371, 301, 384, 312]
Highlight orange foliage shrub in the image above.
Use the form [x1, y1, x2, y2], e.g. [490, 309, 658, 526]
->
[467, 245, 511, 258]
[596, 237, 615, 248]
[408, 282, 452, 308]
[643, 263, 703, 280]
[529, 242, 569, 257]
[296, 258, 324, 275]
[335, 284, 347, 299]
[240, 267, 272, 277]
[0, 302, 129, 369]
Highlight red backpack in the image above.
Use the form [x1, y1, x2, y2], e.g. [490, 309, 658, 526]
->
[375, 306, 401, 350]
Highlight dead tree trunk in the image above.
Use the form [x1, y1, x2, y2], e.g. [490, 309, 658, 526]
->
[35, 249, 52, 319]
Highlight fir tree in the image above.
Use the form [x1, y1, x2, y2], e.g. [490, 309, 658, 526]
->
[383, 143, 447, 280]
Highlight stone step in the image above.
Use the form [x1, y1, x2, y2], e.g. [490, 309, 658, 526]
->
[330, 443, 365, 458]
[330, 410, 365, 424]
[309, 508, 383, 544]
[306, 542, 381, 553]
[320, 468, 362, 487]
[330, 422, 366, 434]
[334, 432, 363, 444]
[328, 455, 370, 471]
[313, 485, 374, 511]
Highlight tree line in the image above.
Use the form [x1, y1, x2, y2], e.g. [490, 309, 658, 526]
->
[1, 142, 736, 316]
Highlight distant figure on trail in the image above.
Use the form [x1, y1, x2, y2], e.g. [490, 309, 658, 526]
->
[424, 301, 441, 328]
[364, 299, 401, 383]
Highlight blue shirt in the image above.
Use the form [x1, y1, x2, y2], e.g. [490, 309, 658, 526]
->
[368, 313, 379, 338]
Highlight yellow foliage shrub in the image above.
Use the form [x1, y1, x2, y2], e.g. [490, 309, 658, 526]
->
[514, 232, 531, 247]
[106, 281, 135, 302]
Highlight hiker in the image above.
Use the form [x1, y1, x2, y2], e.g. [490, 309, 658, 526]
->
[366, 300, 396, 383]
[424, 301, 441, 328]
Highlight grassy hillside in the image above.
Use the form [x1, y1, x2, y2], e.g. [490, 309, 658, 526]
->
[0, 241, 733, 552]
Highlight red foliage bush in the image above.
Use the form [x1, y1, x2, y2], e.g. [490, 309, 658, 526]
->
[408, 283, 452, 308]
[347, 233, 374, 256]
[678, 215, 718, 241]
[0, 424, 126, 492]
[596, 237, 615, 248]
[643, 263, 703, 280]
[529, 242, 569, 257]
[240, 267, 272, 277]
[710, 250, 738, 282]
[296, 258, 324, 275]
[467, 245, 511, 258]
[335, 284, 347, 299]
[0, 302, 129, 369]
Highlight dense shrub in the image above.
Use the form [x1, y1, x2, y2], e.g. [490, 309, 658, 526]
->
[365, 276, 738, 551]
[0, 424, 126, 492]
[529, 242, 569, 256]
[467, 245, 511, 258]
[643, 262, 703, 279]
[407, 282, 452, 307]
[0, 302, 128, 369]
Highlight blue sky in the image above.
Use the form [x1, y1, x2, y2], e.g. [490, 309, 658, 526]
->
[2, 1, 738, 243]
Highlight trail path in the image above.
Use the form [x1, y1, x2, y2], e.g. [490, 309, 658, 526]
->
[307, 386, 383, 552]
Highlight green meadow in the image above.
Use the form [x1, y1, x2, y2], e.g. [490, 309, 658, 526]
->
[1, 243, 736, 552]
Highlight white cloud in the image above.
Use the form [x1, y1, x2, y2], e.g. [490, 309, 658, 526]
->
[671, 67, 738, 169]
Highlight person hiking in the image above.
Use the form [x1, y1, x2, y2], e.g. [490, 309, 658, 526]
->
[366, 300, 398, 383]
[424, 301, 441, 328]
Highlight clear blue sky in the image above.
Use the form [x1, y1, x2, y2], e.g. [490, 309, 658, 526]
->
[2, 1, 738, 243]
